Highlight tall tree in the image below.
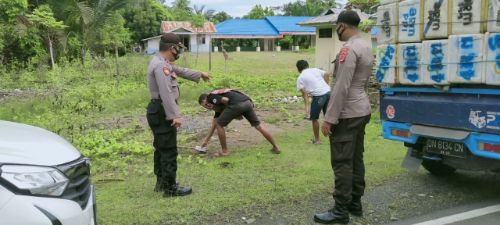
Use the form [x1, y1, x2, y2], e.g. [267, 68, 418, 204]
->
[171, 0, 192, 20]
[193, 4, 215, 21]
[282, 0, 336, 16]
[0, 0, 39, 65]
[48, 0, 138, 63]
[98, 11, 130, 76]
[347, 0, 379, 14]
[121, 0, 173, 43]
[243, 5, 275, 19]
[211, 11, 231, 24]
[27, 4, 67, 69]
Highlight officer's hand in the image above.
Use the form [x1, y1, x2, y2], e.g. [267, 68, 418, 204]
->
[172, 117, 183, 128]
[322, 121, 332, 136]
[201, 72, 211, 82]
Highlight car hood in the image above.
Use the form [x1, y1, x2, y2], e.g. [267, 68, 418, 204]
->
[0, 120, 81, 166]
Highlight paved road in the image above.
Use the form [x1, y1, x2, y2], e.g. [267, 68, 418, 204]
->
[453, 211, 500, 225]
[388, 201, 500, 225]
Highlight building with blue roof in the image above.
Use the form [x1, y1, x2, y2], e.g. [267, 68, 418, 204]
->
[214, 19, 281, 38]
[214, 16, 315, 51]
[265, 16, 316, 35]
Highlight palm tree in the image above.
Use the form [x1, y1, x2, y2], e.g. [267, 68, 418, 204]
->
[48, 0, 139, 64]
[193, 4, 215, 21]
[27, 5, 68, 69]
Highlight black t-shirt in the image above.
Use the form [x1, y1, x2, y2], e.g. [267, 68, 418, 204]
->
[208, 91, 250, 118]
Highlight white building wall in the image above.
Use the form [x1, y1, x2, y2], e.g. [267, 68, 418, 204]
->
[314, 25, 372, 73]
[315, 26, 339, 73]
[189, 34, 211, 53]
[145, 34, 213, 54]
[146, 38, 160, 54]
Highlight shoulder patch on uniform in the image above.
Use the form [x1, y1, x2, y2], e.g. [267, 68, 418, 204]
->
[339, 47, 349, 64]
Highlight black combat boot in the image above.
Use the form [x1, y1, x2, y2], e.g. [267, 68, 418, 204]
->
[163, 184, 192, 197]
[314, 203, 350, 224]
[348, 195, 363, 217]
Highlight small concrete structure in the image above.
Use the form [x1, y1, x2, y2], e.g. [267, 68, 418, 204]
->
[299, 8, 372, 72]
[142, 21, 216, 54]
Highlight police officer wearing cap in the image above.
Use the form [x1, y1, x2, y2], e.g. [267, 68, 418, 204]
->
[314, 10, 374, 224]
[146, 33, 210, 197]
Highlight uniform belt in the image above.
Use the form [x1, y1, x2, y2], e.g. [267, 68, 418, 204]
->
[151, 99, 162, 103]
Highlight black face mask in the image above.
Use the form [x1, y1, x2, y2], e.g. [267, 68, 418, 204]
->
[172, 45, 184, 61]
[336, 24, 345, 40]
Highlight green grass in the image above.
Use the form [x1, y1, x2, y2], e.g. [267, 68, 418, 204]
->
[0, 51, 407, 224]
[0, 51, 314, 164]
[95, 117, 406, 225]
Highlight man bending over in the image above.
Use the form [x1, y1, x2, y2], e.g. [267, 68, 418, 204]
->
[198, 89, 280, 156]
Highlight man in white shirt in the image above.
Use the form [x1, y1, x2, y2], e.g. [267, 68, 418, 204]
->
[296, 60, 331, 144]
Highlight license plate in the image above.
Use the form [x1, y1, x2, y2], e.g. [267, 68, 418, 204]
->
[425, 139, 467, 158]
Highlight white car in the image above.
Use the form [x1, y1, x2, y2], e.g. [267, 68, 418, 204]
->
[0, 120, 96, 225]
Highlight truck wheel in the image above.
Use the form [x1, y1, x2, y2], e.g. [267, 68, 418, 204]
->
[422, 159, 456, 176]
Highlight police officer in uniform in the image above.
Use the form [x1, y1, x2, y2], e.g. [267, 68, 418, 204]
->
[146, 33, 210, 197]
[314, 10, 374, 224]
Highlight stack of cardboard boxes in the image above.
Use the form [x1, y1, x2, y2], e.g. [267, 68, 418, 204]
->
[375, 0, 500, 86]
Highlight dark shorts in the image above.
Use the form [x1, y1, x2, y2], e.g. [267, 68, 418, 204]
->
[217, 100, 261, 127]
[310, 92, 330, 120]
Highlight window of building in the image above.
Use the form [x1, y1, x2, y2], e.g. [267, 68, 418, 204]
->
[319, 28, 333, 38]
[201, 37, 206, 44]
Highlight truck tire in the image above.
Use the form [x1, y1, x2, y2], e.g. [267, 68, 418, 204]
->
[422, 159, 456, 176]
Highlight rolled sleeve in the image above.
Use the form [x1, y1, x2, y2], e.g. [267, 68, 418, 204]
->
[154, 64, 181, 120]
[325, 47, 356, 124]
[171, 65, 202, 83]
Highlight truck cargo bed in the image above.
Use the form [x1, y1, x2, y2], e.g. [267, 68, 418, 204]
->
[380, 87, 500, 135]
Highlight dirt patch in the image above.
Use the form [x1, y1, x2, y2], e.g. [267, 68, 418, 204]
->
[89, 106, 310, 155]
[181, 107, 309, 155]
[0, 89, 32, 103]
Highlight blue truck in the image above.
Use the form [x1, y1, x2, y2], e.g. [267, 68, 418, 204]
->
[380, 87, 500, 175]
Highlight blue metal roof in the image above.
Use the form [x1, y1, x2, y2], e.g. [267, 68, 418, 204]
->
[215, 19, 280, 37]
[214, 16, 315, 38]
[265, 16, 315, 33]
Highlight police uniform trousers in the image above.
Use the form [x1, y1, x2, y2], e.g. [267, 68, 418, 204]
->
[146, 99, 178, 189]
[329, 115, 371, 205]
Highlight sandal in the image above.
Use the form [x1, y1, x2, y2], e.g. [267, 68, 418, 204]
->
[195, 146, 207, 154]
[309, 139, 322, 145]
[213, 151, 230, 157]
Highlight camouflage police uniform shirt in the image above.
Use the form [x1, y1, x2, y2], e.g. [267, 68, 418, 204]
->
[325, 35, 375, 124]
[147, 53, 203, 120]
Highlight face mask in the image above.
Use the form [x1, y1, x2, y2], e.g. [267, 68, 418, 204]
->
[336, 24, 345, 40]
[172, 45, 184, 60]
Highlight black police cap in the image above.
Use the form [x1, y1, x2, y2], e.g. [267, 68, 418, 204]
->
[337, 10, 361, 27]
[160, 33, 187, 49]
[161, 33, 181, 44]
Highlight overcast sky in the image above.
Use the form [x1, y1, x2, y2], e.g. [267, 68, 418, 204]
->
[164, 0, 347, 18]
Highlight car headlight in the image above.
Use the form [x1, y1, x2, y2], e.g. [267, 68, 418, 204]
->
[0, 165, 69, 196]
